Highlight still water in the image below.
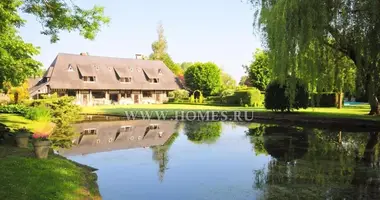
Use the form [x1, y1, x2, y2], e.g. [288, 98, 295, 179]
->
[60, 120, 380, 200]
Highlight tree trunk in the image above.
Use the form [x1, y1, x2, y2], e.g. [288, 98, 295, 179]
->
[336, 92, 343, 109]
[369, 95, 379, 115]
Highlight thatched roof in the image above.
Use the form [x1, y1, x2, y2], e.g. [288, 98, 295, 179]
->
[32, 53, 182, 90]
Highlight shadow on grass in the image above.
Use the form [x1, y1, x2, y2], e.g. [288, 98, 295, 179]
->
[0, 141, 101, 200]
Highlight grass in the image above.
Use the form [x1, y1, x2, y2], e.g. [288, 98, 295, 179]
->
[0, 113, 52, 132]
[81, 103, 380, 121]
[0, 114, 101, 200]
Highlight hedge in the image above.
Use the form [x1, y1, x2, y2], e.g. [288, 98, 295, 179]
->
[265, 79, 309, 112]
[226, 88, 263, 107]
[309, 93, 337, 107]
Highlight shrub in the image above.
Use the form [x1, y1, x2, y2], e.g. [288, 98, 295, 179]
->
[206, 96, 222, 104]
[168, 89, 189, 102]
[226, 88, 263, 107]
[220, 89, 235, 103]
[309, 93, 337, 107]
[184, 122, 222, 144]
[31, 94, 82, 148]
[25, 105, 51, 122]
[265, 79, 309, 112]
[0, 104, 29, 115]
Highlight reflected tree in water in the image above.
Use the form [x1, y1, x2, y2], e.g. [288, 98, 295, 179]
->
[251, 126, 380, 200]
[151, 122, 182, 182]
[246, 124, 267, 155]
[184, 122, 222, 144]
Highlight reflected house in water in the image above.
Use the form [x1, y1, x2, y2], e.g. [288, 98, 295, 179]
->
[60, 120, 177, 156]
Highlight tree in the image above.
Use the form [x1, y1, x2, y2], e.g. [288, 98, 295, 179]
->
[220, 72, 236, 91]
[247, 49, 271, 91]
[149, 22, 183, 76]
[184, 62, 221, 96]
[180, 62, 193, 72]
[239, 75, 250, 86]
[184, 122, 222, 144]
[251, 0, 380, 115]
[0, 0, 110, 89]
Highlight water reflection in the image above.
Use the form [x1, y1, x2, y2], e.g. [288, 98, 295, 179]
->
[60, 120, 178, 156]
[61, 121, 380, 200]
[249, 125, 380, 200]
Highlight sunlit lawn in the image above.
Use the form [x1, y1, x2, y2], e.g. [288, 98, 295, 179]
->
[0, 113, 51, 132]
[81, 103, 379, 121]
[0, 113, 100, 200]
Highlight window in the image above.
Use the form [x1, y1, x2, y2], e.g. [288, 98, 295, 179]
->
[158, 69, 162, 75]
[83, 76, 96, 82]
[92, 91, 105, 98]
[149, 78, 159, 83]
[143, 91, 152, 98]
[67, 90, 76, 97]
[68, 64, 73, 71]
[120, 126, 132, 132]
[120, 77, 132, 83]
[149, 124, 159, 130]
[83, 128, 97, 135]
[121, 91, 132, 98]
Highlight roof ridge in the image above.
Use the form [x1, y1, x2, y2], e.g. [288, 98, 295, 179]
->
[57, 52, 163, 62]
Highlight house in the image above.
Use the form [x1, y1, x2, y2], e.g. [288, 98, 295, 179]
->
[58, 120, 177, 156]
[29, 53, 181, 105]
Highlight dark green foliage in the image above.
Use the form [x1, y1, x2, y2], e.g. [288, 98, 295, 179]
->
[310, 93, 338, 107]
[25, 105, 51, 122]
[225, 88, 263, 107]
[184, 62, 221, 96]
[31, 94, 82, 148]
[184, 122, 222, 144]
[0, 104, 29, 115]
[265, 79, 309, 112]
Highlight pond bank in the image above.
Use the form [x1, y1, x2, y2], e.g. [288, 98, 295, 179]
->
[0, 115, 101, 200]
[81, 110, 380, 130]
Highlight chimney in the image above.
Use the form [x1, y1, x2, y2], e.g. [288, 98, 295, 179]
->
[135, 54, 143, 59]
[80, 52, 88, 56]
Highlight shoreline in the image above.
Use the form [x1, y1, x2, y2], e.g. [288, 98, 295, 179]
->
[81, 111, 380, 130]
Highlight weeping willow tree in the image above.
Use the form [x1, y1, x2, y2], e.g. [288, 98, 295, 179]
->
[251, 0, 380, 115]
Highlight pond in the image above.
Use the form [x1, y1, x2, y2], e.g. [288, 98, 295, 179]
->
[59, 120, 380, 200]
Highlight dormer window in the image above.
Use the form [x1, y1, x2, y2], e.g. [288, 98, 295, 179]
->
[149, 78, 159, 83]
[68, 64, 73, 72]
[158, 69, 162, 75]
[83, 76, 96, 82]
[83, 128, 97, 135]
[120, 77, 132, 83]
[149, 124, 159, 130]
[120, 126, 132, 132]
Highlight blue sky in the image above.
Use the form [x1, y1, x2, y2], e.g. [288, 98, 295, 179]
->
[19, 0, 261, 81]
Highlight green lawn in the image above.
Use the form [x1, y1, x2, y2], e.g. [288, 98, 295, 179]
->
[0, 113, 52, 132]
[81, 103, 380, 121]
[0, 114, 100, 200]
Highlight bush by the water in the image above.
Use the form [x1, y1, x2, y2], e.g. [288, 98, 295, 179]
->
[31, 94, 82, 148]
[0, 104, 29, 115]
[310, 93, 338, 107]
[265, 79, 309, 112]
[225, 88, 263, 107]
[25, 105, 51, 122]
